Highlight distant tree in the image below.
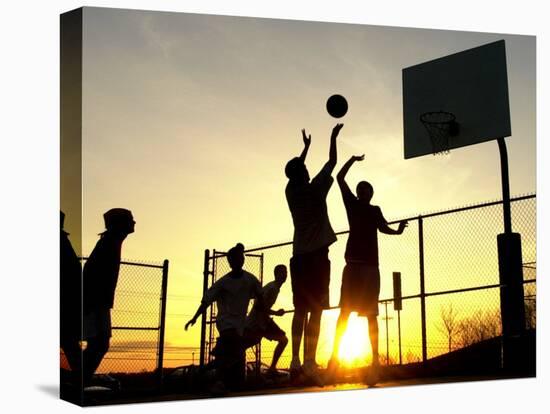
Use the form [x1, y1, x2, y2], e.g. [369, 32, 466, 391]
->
[522, 267, 536, 330]
[458, 310, 501, 347]
[378, 352, 397, 366]
[436, 304, 461, 353]
[405, 350, 421, 364]
[524, 297, 536, 330]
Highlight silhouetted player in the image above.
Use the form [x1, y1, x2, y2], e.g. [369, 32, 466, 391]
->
[328, 155, 407, 382]
[186, 243, 264, 392]
[285, 124, 343, 383]
[82, 208, 135, 386]
[60, 211, 83, 381]
[243, 264, 289, 375]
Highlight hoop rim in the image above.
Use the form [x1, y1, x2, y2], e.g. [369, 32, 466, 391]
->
[420, 111, 456, 125]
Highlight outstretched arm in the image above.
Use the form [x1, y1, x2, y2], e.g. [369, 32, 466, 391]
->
[269, 308, 286, 316]
[337, 154, 364, 184]
[185, 302, 208, 331]
[299, 129, 311, 162]
[325, 123, 344, 172]
[379, 220, 408, 235]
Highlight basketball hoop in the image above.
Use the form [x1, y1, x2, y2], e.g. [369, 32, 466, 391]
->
[420, 111, 460, 155]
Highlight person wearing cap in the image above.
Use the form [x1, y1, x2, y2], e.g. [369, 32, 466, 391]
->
[82, 208, 135, 386]
[60, 211, 83, 383]
[185, 243, 264, 392]
[284, 124, 343, 384]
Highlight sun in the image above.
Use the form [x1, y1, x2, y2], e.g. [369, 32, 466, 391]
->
[338, 313, 371, 367]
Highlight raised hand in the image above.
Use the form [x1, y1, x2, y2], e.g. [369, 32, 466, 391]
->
[352, 154, 365, 162]
[331, 123, 344, 138]
[302, 129, 311, 147]
[398, 220, 409, 233]
[184, 318, 196, 331]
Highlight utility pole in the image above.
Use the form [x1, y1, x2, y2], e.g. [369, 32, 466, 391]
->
[382, 302, 394, 365]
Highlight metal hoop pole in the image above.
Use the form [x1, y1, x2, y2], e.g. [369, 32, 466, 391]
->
[497, 137, 512, 234]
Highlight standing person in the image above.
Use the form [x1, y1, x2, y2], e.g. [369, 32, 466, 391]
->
[243, 264, 289, 376]
[284, 123, 343, 383]
[185, 243, 263, 393]
[328, 155, 407, 384]
[60, 211, 83, 383]
[82, 208, 135, 387]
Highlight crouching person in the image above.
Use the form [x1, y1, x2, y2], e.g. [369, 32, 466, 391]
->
[243, 264, 289, 376]
[185, 243, 263, 393]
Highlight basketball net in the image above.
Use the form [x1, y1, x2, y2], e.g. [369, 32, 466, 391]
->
[420, 111, 458, 156]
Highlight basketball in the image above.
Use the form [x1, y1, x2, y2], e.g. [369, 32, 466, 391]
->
[326, 94, 348, 118]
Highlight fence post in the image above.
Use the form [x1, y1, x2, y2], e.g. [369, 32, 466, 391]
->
[418, 216, 428, 364]
[256, 253, 264, 376]
[157, 259, 169, 387]
[200, 249, 210, 367]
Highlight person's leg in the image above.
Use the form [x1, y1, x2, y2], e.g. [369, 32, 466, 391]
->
[291, 307, 306, 368]
[331, 308, 351, 360]
[367, 315, 379, 365]
[233, 335, 246, 390]
[214, 330, 244, 391]
[366, 266, 381, 366]
[211, 333, 230, 391]
[270, 335, 288, 371]
[61, 338, 82, 376]
[242, 328, 260, 352]
[304, 247, 330, 366]
[363, 314, 381, 386]
[304, 308, 322, 365]
[290, 254, 306, 371]
[301, 307, 325, 387]
[82, 335, 110, 384]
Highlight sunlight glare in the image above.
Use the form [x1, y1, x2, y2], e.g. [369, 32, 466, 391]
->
[338, 313, 370, 367]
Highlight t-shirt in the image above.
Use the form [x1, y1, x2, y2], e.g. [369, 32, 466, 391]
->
[246, 281, 280, 330]
[340, 184, 386, 265]
[285, 162, 337, 255]
[202, 270, 263, 336]
[83, 233, 123, 312]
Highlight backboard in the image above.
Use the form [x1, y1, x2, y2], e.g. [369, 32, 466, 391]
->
[402, 40, 511, 159]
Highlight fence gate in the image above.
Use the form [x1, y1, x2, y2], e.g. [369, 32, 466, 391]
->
[62, 258, 169, 387]
[200, 249, 264, 371]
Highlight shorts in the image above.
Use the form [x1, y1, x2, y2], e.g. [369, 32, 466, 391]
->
[290, 247, 330, 311]
[83, 308, 112, 339]
[243, 319, 286, 348]
[339, 263, 380, 316]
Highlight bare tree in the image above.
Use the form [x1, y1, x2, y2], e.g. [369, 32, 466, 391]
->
[524, 297, 536, 330]
[405, 350, 421, 364]
[524, 283, 536, 330]
[458, 310, 501, 347]
[436, 304, 461, 353]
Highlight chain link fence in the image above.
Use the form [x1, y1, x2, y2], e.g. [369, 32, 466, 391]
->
[60, 259, 169, 376]
[203, 194, 536, 370]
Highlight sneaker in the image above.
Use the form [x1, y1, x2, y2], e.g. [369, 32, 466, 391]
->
[325, 357, 340, 383]
[266, 367, 287, 379]
[289, 358, 303, 383]
[302, 360, 325, 388]
[364, 362, 380, 387]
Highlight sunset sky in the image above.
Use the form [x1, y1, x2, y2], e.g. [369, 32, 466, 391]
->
[61, 7, 536, 371]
